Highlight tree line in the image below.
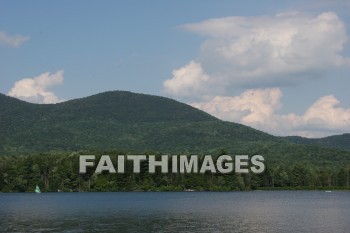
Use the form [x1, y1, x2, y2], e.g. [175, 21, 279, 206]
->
[0, 153, 349, 192]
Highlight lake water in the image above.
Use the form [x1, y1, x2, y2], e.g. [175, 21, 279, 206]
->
[0, 191, 349, 233]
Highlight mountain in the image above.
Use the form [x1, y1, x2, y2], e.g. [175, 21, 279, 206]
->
[2, 91, 350, 193]
[283, 134, 350, 150]
[0, 91, 274, 154]
[1, 91, 350, 167]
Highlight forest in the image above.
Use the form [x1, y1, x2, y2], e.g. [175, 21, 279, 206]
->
[1, 91, 350, 192]
[1, 152, 349, 192]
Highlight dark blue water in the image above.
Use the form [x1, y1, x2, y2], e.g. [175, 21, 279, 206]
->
[0, 191, 349, 233]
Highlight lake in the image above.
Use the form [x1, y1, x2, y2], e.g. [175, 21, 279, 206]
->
[0, 191, 349, 232]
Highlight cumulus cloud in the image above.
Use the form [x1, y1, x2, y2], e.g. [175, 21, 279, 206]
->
[163, 11, 350, 137]
[192, 89, 350, 138]
[0, 31, 30, 48]
[300, 95, 350, 134]
[8, 70, 64, 104]
[192, 88, 282, 125]
[164, 11, 350, 98]
[163, 61, 222, 99]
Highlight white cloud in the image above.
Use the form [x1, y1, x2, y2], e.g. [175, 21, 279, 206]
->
[192, 89, 350, 138]
[164, 63, 213, 101]
[0, 31, 30, 48]
[300, 95, 350, 132]
[163, 61, 221, 99]
[192, 88, 282, 124]
[8, 70, 64, 104]
[164, 11, 350, 137]
[164, 11, 350, 98]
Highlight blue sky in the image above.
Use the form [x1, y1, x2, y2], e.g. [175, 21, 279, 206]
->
[1, 0, 350, 137]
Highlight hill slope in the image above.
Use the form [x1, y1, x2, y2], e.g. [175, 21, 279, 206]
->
[0, 91, 274, 154]
[1, 91, 350, 168]
[283, 134, 350, 150]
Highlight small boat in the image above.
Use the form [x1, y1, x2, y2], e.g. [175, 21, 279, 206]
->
[325, 190, 332, 193]
[35, 185, 41, 194]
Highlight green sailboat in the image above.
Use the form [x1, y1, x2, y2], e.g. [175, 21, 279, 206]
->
[35, 185, 41, 193]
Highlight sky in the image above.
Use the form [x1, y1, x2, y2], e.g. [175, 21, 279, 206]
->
[1, 0, 350, 138]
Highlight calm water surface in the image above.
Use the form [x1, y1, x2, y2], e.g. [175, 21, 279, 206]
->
[0, 191, 349, 233]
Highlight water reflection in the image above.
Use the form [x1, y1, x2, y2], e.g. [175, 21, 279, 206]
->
[0, 191, 349, 233]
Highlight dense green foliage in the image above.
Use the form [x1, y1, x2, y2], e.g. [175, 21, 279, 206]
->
[1, 91, 350, 192]
[0, 153, 349, 192]
[284, 134, 350, 150]
[0, 91, 275, 154]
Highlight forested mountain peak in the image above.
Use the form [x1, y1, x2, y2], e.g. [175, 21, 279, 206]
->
[0, 91, 272, 154]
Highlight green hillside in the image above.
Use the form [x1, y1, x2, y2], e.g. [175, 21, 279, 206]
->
[0, 91, 350, 166]
[1, 91, 350, 167]
[1, 91, 350, 192]
[284, 134, 350, 150]
[0, 91, 275, 155]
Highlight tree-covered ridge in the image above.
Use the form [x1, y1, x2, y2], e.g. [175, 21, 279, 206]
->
[1, 91, 350, 191]
[0, 91, 275, 155]
[1, 91, 349, 155]
[0, 91, 217, 123]
[283, 134, 350, 150]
